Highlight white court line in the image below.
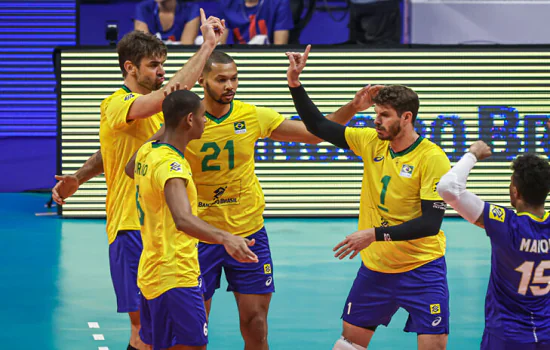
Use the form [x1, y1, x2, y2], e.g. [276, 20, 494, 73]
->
[92, 334, 105, 341]
[88, 322, 100, 328]
[98, 347, 109, 350]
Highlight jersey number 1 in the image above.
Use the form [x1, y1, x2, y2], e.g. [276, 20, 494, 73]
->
[380, 175, 392, 205]
[515, 260, 550, 296]
[201, 141, 235, 172]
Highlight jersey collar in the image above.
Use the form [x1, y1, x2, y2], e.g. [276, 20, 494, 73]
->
[122, 85, 132, 93]
[389, 136, 424, 159]
[205, 102, 234, 124]
[152, 141, 185, 160]
[517, 211, 550, 222]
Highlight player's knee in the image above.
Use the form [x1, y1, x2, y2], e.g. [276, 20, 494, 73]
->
[241, 313, 268, 340]
[333, 337, 367, 350]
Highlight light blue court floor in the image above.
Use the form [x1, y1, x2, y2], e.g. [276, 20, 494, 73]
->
[0, 193, 490, 350]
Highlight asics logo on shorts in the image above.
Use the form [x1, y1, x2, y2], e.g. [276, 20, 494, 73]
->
[432, 316, 442, 327]
[266, 276, 273, 286]
[203, 322, 208, 336]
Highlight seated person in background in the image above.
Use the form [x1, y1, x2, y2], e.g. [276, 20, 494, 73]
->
[219, 0, 293, 45]
[135, 0, 200, 44]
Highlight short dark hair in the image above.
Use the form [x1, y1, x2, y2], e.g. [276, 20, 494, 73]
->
[162, 90, 202, 129]
[511, 153, 550, 206]
[203, 51, 235, 74]
[373, 85, 420, 122]
[117, 31, 167, 78]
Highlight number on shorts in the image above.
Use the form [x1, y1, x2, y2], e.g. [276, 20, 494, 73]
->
[515, 260, 550, 296]
[347, 302, 352, 315]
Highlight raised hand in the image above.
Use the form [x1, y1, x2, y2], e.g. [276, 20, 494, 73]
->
[333, 228, 375, 260]
[223, 236, 259, 263]
[162, 83, 188, 97]
[469, 140, 492, 161]
[52, 174, 79, 205]
[351, 84, 384, 112]
[286, 44, 311, 88]
[199, 8, 225, 46]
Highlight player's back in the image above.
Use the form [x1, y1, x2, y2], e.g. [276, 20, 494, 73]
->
[483, 203, 550, 343]
[134, 141, 200, 300]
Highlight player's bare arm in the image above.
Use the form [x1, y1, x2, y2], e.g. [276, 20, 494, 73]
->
[438, 140, 491, 229]
[127, 9, 225, 121]
[52, 150, 103, 205]
[164, 177, 259, 263]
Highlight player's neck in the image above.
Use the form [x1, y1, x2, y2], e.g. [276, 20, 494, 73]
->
[245, 0, 259, 7]
[158, 0, 176, 12]
[389, 130, 420, 153]
[516, 202, 546, 219]
[203, 98, 231, 119]
[123, 79, 151, 96]
[161, 130, 190, 155]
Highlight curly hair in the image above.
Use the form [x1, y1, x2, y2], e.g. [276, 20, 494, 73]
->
[117, 31, 167, 78]
[511, 153, 550, 206]
[372, 85, 419, 122]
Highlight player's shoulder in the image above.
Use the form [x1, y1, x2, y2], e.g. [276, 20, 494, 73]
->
[486, 203, 516, 225]
[101, 87, 137, 109]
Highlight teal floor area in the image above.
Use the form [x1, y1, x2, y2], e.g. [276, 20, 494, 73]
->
[0, 193, 490, 349]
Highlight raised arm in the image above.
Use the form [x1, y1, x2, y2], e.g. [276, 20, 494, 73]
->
[282, 46, 382, 147]
[127, 9, 225, 121]
[437, 141, 491, 228]
[164, 178, 258, 263]
[52, 150, 103, 205]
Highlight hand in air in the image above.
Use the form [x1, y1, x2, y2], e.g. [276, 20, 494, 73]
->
[200, 8, 225, 46]
[286, 44, 311, 88]
[52, 174, 79, 205]
[333, 228, 375, 260]
[163, 83, 188, 97]
[469, 140, 492, 161]
[224, 236, 259, 263]
[351, 84, 384, 112]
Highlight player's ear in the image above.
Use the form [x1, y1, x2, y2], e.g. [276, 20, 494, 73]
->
[401, 111, 413, 124]
[124, 60, 136, 76]
[198, 75, 205, 87]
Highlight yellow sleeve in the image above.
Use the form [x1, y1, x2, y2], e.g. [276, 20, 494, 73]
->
[103, 92, 141, 131]
[344, 127, 378, 157]
[256, 107, 285, 138]
[420, 151, 451, 201]
[154, 158, 192, 191]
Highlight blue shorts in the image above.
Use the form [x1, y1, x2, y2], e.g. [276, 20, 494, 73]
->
[139, 287, 208, 348]
[108, 230, 143, 313]
[198, 227, 274, 301]
[342, 256, 449, 334]
[482, 331, 550, 350]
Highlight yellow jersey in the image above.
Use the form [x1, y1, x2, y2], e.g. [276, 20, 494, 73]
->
[99, 86, 163, 244]
[134, 141, 200, 299]
[345, 127, 451, 273]
[185, 100, 285, 237]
